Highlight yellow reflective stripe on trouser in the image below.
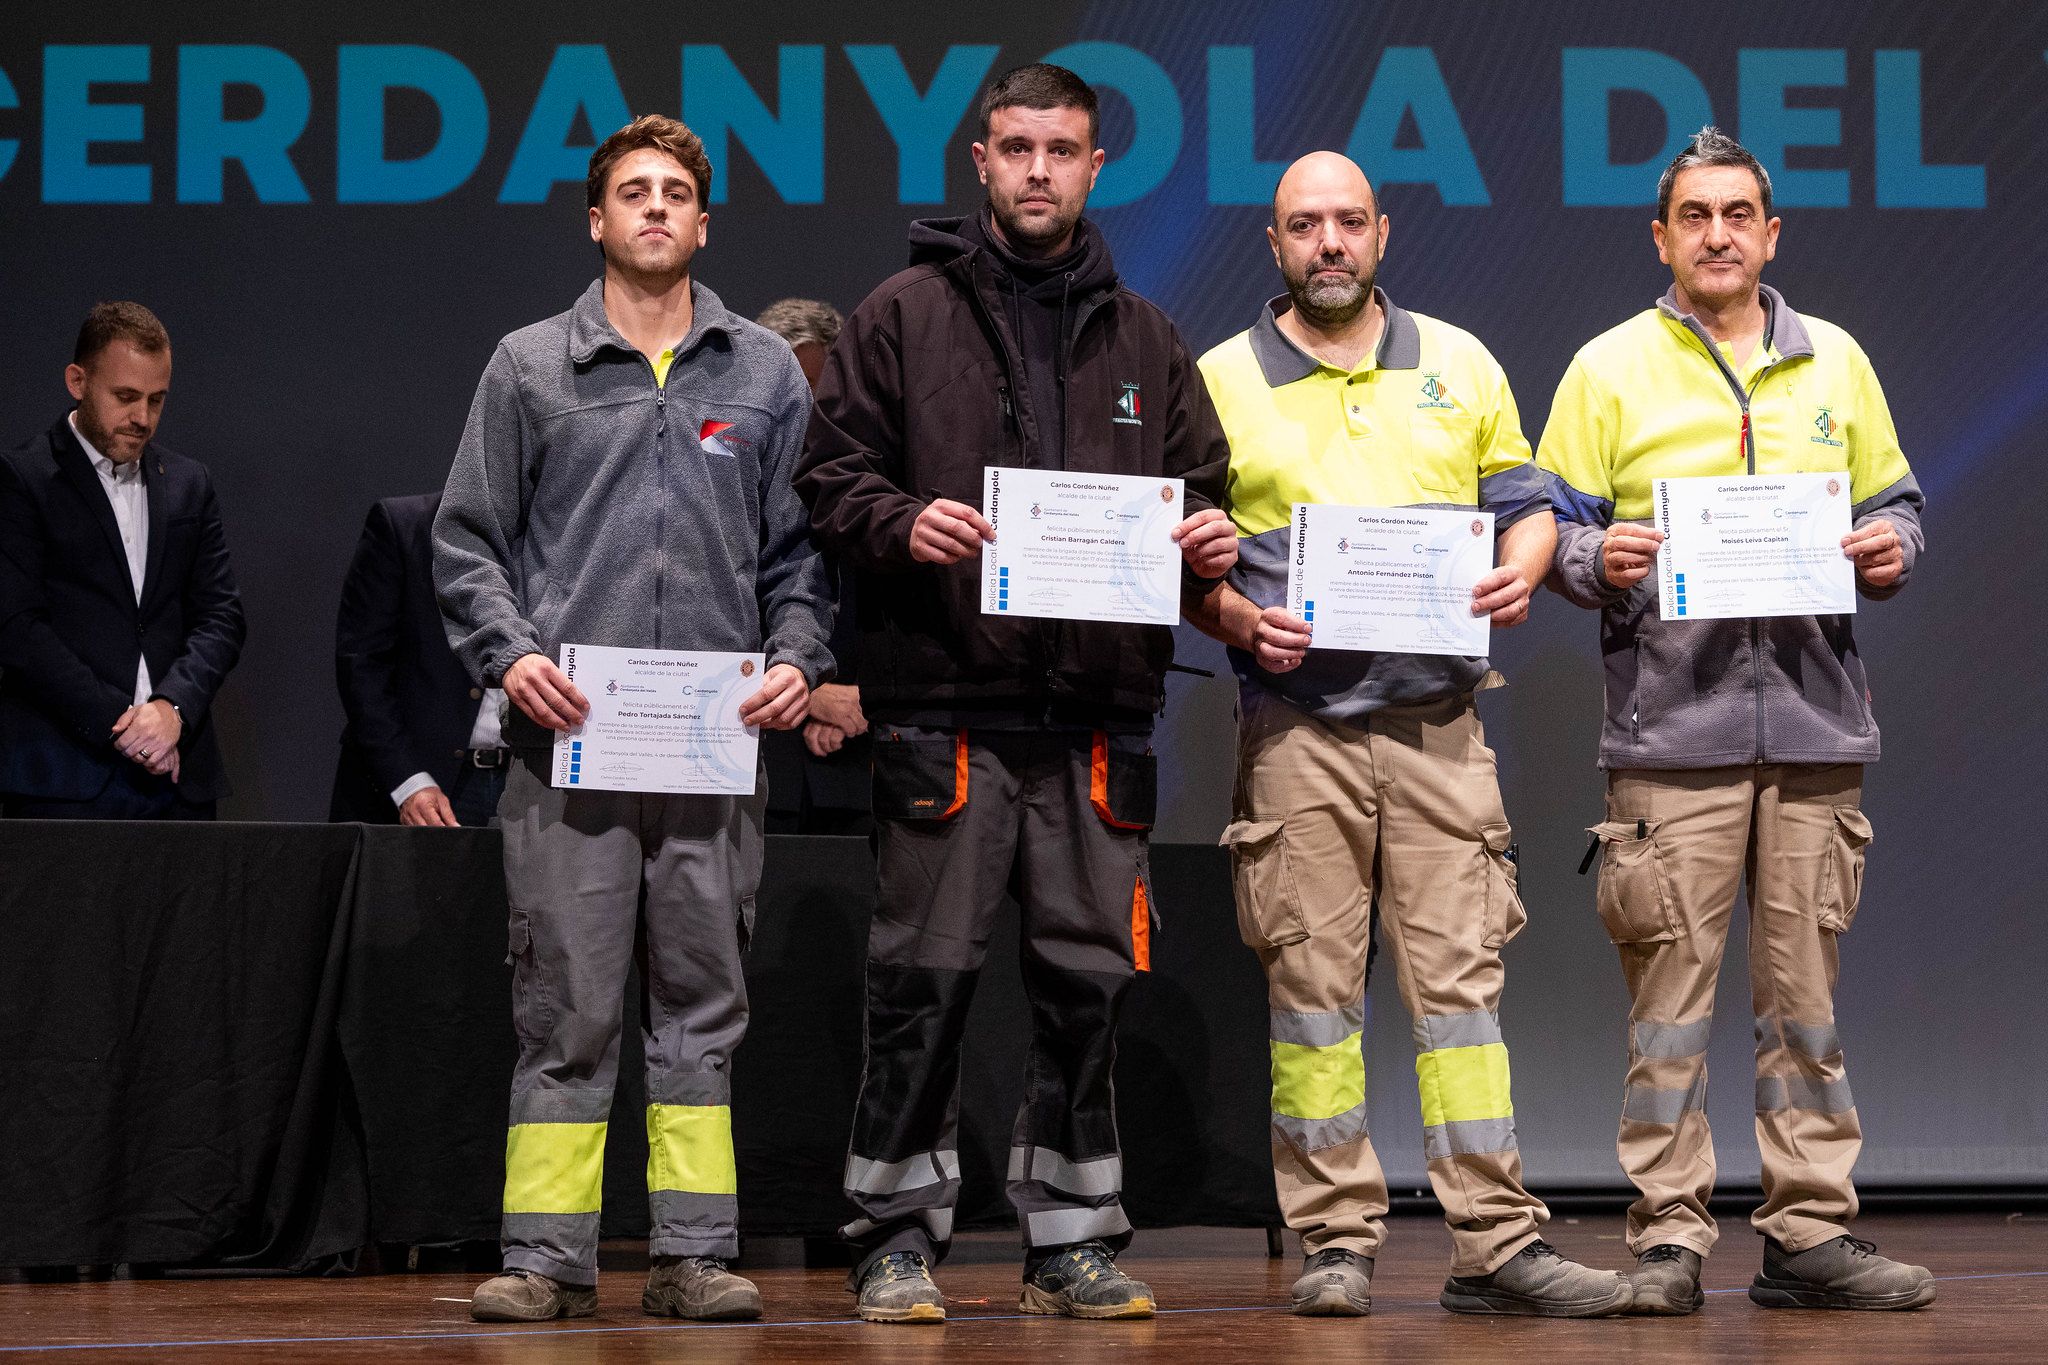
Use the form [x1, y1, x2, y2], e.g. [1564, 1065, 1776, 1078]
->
[503, 1121, 607, 1214]
[646, 1104, 738, 1195]
[1415, 1042, 1513, 1127]
[1270, 1032, 1366, 1121]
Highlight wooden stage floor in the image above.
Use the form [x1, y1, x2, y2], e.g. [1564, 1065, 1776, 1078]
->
[2, 1213, 2041, 1361]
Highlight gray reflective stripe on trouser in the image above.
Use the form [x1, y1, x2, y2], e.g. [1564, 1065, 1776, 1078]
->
[1757, 1073, 1855, 1114]
[1271, 997, 1366, 1048]
[842, 1207, 955, 1243]
[1622, 1072, 1709, 1124]
[1755, 1015, 1843, 1059]
[845, 1149, 961, 1197]
[648, 1069, 731, 1107]
[502, 1212, 601, 1286]
[509, 1087, 613, 1126]
[1423, 1115, 1518, 1161]
[1413, 1009, 1502, 1052]
[1633, 1016, 1713, 1059]
[1273, 1101, 1369, 1154]
[649, 1191, 739, 1257]
[1025, 1203, 1132, 1249]
[1007, 1146, 1123, 1198]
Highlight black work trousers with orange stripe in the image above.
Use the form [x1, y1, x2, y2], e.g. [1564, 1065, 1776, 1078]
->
[841, 724, 1157, 1280]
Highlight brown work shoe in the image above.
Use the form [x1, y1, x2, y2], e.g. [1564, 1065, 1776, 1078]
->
[642, 1255, 763, 1320]
[1626, 1244, 1704, 1315]
[1749, 1235, 1935, 1310]
[470, 1268, 598, 1322]
[1440, 1239, 1632, 1317]
[1291, 1246, 1373, 1316]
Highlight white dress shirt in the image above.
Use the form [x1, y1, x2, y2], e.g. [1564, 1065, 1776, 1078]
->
[70, 413, 152, 706]
[390, 690, 506, 810]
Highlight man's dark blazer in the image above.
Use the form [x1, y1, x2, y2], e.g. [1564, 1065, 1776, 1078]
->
[329, 492, 491, 822]
[0, 413, 246, 802]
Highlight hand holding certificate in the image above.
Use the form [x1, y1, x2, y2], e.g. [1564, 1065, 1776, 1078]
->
[551, 644, 764, 794]
[1653, 473, 1855, 622]
[980, 467, 1184, 626]
[1287, 504, 1495, 657]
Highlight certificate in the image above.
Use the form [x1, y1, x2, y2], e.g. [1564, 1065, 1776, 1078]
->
[1287, 503, 1495, 657]
[980, 467, 1184, 626]
[551, 643, 764, 795]
[1654, 472, 1855, 622]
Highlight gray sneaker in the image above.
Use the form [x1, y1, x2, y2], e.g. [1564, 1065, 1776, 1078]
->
[1749, 1235, 1935, 1310]
[642, 1255, 762, 1321]
[1291, 1246, 1373, 1316]
[856, 1251, 946, 1324]
[1020, 1241, 1156, 1319]
[1440, 1239, 1633, 1317]
[470, 1268, 598, 1322]
[1626, 1244, 1704, 1315]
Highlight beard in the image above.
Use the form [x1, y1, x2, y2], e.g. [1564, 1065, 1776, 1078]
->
[1285, 255, 1375, 329]
[991, 187, 1083, 254]
[76, 402, 145, 459]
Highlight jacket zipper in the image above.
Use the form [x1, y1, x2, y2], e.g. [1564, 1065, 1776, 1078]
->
[1692, 330, 1776, 763]
[653, 365, 668, 650]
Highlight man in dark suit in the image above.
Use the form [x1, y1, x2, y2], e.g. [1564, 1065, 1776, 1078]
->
[330, 492, 508, 825]
[0, 302, 245, 820]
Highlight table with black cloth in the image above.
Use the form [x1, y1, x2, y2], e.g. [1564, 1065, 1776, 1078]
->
[0, 823, 1275, 1269]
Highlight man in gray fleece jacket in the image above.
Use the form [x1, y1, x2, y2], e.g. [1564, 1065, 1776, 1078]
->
[433, 115, 833, 1325]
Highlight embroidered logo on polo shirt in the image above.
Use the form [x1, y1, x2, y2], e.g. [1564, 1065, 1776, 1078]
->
[1115, 381, 1143, 425]
[1811, 407, 1844, 447]
[1417, 372, 1455, 410]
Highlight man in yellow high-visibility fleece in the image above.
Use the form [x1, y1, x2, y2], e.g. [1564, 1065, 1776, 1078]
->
[1537, 127, 1932, 1315]
[1187, 151, 1629, 1320]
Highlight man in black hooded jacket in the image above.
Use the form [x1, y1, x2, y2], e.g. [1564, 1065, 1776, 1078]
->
[797, 63, 1235, 1325]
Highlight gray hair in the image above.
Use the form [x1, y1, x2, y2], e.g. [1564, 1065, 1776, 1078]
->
[755, 297, 843, 350]
[1656, 126, 1773, 223]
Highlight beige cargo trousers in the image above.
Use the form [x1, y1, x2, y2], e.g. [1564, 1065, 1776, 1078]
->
[1590, 763, 1871, 1257]
[1224, 691, 1547, 1276]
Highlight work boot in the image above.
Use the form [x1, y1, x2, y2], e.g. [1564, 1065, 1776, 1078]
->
[1440, 1239, 1633, 1317]
[1020, 1241, 1156, 1319]
[1626, 1244, 1704, 1315]
[642, 1255, 762, 1321]
[1749, 1235, 1935, 1310]
[1291, 1246, 1373, 1316]
[855, 1250, 946, 1323]
[469, 1268, 598, 1322]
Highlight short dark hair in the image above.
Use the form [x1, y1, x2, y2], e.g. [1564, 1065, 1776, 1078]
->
[978, 63, 1098, 147]
[587, 114, 714, 210]
[1657, 125, 1773, 223]
[73, 301, 170, 366]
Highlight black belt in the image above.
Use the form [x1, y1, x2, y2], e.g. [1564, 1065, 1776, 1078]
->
[463, 748, 510, 770]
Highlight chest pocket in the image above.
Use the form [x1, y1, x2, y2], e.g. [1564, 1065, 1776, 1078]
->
[1407, 405, 1481, 505]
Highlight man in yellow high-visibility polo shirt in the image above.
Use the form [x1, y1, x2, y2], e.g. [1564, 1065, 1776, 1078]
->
[1537, 127, 1932, 1315]
[1187, 151, 1629, 1320]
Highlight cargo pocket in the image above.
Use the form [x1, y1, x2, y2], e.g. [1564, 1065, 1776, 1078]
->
[1221, 818, 1309, 949]
[1480, 822, 1527, 949]
[1818, 806, 1873, 933]
[871, 730, 968, 821]
[1588, 819, 1682, 944]
[1090, 732, 1156, 830]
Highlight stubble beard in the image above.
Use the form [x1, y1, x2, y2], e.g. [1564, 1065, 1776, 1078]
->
[993, 189, 1081, 255]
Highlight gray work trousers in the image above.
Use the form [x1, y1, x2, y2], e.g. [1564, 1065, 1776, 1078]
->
[496, 750, 764, 1286]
